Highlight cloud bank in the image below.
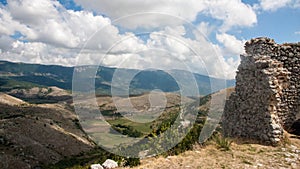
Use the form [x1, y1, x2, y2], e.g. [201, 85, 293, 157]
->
[1, 0, 296, 79]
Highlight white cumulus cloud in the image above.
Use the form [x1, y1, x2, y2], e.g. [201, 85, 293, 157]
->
[216, 33, 245, 56]
[0, 0, 250, 79]
[204, 0, 257, 32]
[74, 0, 257, 32]
[258, 0, 300, 11]
[259, 0, 291, 11]
[74, 0, 207, 29]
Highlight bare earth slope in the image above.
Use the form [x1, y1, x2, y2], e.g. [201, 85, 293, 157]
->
[8, 86, 72, 103]
[0, 97, 94, 169]
[0, 93, 27, 106]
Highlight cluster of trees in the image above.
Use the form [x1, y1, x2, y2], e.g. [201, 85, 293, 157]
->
[111, 124, 143, 138]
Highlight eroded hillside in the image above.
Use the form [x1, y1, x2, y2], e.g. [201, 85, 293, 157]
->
[0, 95, 94, 169]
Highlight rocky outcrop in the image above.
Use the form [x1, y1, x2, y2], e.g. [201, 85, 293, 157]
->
[223, 37, 300, 145]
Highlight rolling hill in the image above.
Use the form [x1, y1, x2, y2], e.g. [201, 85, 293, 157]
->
[0, 96, 94, 169]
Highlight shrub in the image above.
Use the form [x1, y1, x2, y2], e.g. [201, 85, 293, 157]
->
[124, 157, 141, 167]
[111, 124, 143, 138]
[212, 134, 232, 151]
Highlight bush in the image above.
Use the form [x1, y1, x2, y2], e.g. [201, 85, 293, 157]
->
[111, 124, 143, 138]
[212, 134, 232, 151]
[124, 157, 141, 167]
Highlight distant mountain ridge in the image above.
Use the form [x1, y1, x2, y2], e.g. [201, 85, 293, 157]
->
[0, 60, 235, 95]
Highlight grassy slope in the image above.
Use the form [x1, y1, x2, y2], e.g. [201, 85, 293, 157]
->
[107, 118, 152, 134]
[120, 135, 300, 169]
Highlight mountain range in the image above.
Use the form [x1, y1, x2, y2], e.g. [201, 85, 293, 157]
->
[0, 60, 235, 96]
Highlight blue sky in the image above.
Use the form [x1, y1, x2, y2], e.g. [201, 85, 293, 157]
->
[241, 5, 300, 43]
[0, 0, 299, 79]
[57, 0, 82, 11]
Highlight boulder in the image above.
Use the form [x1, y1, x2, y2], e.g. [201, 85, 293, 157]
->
[102, 159, 118, 169]
[90, 164, 103, 169]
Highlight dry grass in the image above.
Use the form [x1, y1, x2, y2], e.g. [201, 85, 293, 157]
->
[119, 133, 300, 169]
[0, 93, 27, 105]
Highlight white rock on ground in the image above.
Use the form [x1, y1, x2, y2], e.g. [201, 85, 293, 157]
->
[102, 159, 118, 169]
[90, 164, 103, 169]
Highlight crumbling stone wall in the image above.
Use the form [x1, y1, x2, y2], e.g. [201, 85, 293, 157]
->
[222, 37, 300, 144]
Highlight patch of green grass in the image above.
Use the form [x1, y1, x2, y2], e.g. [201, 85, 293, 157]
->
[107, 118, 152, 134]
[0, 77, 43, 92]
[91, 132, 135, 148]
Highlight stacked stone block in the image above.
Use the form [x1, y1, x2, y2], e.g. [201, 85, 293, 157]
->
[223, 37, 300, 144]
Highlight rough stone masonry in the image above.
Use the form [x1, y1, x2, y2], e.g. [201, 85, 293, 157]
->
[222, 37, 300, 145]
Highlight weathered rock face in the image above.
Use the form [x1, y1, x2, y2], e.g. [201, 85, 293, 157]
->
[222, 37, 300, 145]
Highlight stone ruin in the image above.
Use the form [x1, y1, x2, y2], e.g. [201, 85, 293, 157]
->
[222, 37, 300, 145]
